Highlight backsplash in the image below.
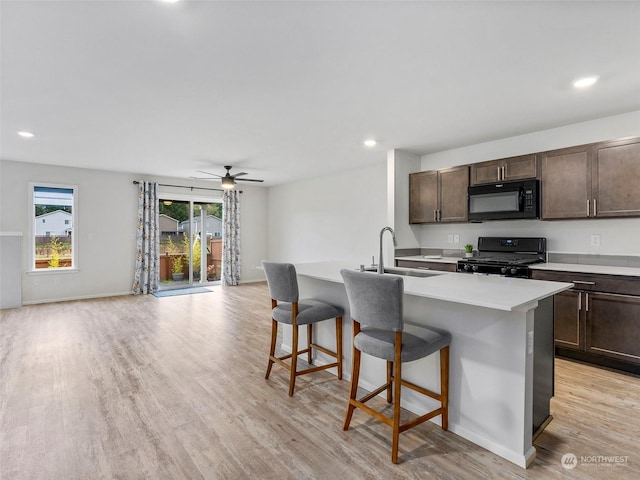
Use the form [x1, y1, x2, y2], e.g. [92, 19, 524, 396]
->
[396, 247, 464, 258]
[548, 253, 640, 268]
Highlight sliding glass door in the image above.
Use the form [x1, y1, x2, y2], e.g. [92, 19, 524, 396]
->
[157, 198, 222, 290]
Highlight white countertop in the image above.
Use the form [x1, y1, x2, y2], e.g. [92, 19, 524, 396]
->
[530, 262, 640, 277]
[395, 255, 460, 264]
[397, 255, 640, 277]
[295, 261, 572, 312]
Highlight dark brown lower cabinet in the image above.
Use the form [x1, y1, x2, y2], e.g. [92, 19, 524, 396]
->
[531, 269, 640, 374]
[553, 289, 583, 350]
[586, 292, 640, 364]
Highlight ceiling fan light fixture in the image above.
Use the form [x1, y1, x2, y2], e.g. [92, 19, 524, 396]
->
[221, 176, 235, 189]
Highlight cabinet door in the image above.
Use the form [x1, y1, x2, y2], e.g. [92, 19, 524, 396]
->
[470, 159, 501, 185]
[554, 290, 583, 350]
[541, 145, 592, 219]
[503, 154, 537, 181]
[439, 166, 469, 222]
[409, 171, 438, 224]
[586, 292, 640, 365]
[592, 138, 640, 218]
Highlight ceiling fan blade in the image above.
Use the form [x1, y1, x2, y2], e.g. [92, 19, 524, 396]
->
[196, 170, 223, 178]
[235, 178, 264, 183]
[232, 172, 248, 177]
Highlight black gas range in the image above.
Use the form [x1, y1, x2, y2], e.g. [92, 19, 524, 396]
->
[456, 237, 546, 278]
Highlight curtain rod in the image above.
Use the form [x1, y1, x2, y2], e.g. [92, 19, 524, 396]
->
[132, 180, 242, 194]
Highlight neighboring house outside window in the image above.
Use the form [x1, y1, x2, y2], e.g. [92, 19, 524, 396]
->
[31, 184, 77, 270]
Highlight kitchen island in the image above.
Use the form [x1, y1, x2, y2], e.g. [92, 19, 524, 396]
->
[288, 261, 572, 468]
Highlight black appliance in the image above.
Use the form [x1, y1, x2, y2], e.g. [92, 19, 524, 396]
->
[468, 179, 539, 221]
[457, 236, 546, 278]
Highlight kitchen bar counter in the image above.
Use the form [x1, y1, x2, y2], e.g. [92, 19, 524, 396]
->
[298, 261, 571, 311]
[291, 261, 573, 469]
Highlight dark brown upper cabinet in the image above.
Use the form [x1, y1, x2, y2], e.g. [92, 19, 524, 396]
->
[409, 165, 469, 224]
[470, 154, 537, 185]
[541, 137, 640, 220]
[592, 137, 640, 218]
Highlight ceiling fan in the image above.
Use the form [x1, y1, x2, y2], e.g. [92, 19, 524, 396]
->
[194, 166, 264, 189]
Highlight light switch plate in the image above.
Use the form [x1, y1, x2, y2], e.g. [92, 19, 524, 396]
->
[591, 234, 601, 247]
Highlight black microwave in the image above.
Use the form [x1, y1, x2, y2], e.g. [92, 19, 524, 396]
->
[468, 179, 539, 221]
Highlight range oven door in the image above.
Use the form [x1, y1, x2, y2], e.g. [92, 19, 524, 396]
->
[468, 179, 539, 221]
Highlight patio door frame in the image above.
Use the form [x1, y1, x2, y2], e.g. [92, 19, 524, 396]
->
[157, 191, 223, 290]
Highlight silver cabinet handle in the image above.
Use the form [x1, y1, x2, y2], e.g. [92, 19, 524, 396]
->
[502, 166, 506, 180]
[498, 166, 502, 181]
[434, 210, 437, 222]
[587, 199, 590, 217]
[573, 280, 596, 285]
[577, 292, 581, 311]
[593, 198, 597, 216]
[585, 292, 589, 312]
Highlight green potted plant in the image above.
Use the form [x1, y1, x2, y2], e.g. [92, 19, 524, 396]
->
[167, 235, 185, 281]
[171, 254, 184, 281]
[464, 244, 474, 258]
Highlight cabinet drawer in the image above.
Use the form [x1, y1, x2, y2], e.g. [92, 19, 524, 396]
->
[396, 260, 457, 272]
[530, 270, 640, 296]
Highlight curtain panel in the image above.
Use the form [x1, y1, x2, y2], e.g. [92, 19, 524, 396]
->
[132, 181, 159, 294]
[222, 189, 241, 286]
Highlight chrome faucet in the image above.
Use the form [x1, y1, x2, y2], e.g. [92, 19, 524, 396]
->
[378, 226, 397, 274]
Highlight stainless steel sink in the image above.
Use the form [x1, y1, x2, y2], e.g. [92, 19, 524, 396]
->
[383, 267, 443, 278]
[362, 266, 444, 278]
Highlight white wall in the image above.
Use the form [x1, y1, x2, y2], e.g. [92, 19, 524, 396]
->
[387, 149, 421, 250]
[267, 163, 387, 265]
[413, 110, 640, 255]
[0, 160, 268, 304]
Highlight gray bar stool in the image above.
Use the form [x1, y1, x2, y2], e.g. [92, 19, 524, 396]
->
[340, 269, 451, 464]
[262, 261, 343, 396]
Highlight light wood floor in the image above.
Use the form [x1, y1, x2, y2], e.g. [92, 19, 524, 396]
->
[1, 283, 639, 479]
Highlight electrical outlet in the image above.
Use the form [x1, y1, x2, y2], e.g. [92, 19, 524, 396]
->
[448, 234, 453, 244]
[454, 234, 460, 244]
[591, 234, 601, 247]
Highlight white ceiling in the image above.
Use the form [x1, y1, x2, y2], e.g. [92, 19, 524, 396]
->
[2, 1, 639, 187]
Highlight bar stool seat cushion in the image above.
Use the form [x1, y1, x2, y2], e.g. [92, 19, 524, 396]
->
[355, 327, 451, 363]
[272, 298, 345, 326]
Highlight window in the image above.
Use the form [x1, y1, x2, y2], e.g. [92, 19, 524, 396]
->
[31, 184, 77, 270]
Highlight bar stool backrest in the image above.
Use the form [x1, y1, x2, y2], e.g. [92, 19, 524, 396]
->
[341, 269, 404, 332]
[262, 261, 299, 303]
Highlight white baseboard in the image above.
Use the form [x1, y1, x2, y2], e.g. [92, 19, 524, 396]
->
[21, 291, 132, 305]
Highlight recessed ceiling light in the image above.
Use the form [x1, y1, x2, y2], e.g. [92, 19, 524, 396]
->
[364, 139, 377, 147]
[17, 131, 34, 138]
[573, 76, 599, 88]
[160, 0, 180, 3]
